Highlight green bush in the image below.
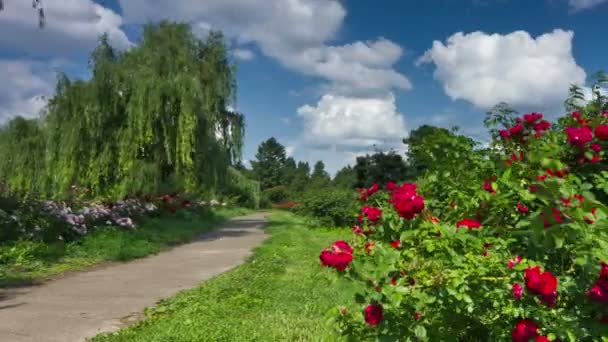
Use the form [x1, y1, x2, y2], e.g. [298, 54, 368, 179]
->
[224, 167, 260, 209]
[294, 188, 357, 227]
[262, 185, 290, 204]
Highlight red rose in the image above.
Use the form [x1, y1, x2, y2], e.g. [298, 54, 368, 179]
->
[390, 240, 401, 249]
[596, 125, 608, 141]
[385, 181, 398, 192]
[181, 200, 192, 208]
[512, 283, 523, 299]
[456, 218, 481, 229]
[391, 183, 425, 219]
[509, 124, 523, 136]
[364, 304, 383, 326]
[508, 255, 522, 269]
[483, 180, 496, 194]
[566, 126, 593, 146]
[587, 262, 608, 303]
[332, 240, 353, 254]
[525, 266, 558, 296]
[517, 203, 529, 214]
[591, 143, 602, 152]
[511, 319, 539, 342]
[536, 336, 550, 342]
[414, 312, 422, 320]
[499, 129, 510, 139]
[361, 206, 382, 222]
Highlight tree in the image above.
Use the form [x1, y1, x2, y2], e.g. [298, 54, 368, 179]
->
[250, 137, 287, 190]
[353, 150, 408, 188]
[290, 161, 311, 194]
[0, 23, 243, 198]
[311, 160, 330, 186]
[484, 102, 518, 136]
[403, 125, 476, 179]
[333, 165, 356, 189]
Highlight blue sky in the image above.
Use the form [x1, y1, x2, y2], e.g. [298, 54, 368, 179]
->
[0, 0, 607, 174]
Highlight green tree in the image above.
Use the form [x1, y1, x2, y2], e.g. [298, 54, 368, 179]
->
[311, 160, 330, 187]
[250, 137, 287, 190]
[290, 161, 311, 194]
[403, 125, 476, 178]
[353, 150, 408, 188]
[333, 165, 356, 189]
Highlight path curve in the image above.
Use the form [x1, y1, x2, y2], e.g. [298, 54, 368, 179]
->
[0, 212, 268, 342]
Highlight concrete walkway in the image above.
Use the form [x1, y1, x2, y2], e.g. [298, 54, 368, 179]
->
[0, 212, 268, 342]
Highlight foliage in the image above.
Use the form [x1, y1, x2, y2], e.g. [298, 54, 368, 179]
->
[93, 212, 359, 342]
[262, 185, 291, 206]
[333, 165, 357, 189]
[0, 23, 243, 199]
[295, 188, 357, 227]
[354, 151, 409, 188]
[321, 105, 608, 340]
[223, 167, 260, 209]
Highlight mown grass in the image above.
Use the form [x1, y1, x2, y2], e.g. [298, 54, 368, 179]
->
[93, 211, 358, 342]
[0, 207, 252, 287]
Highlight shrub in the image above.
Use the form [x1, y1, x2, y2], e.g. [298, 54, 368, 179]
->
[223, 167, 261, 209]
[294, 188, 357, 227]
[262, 185, 290, 204]
[320, 110, 608, 341]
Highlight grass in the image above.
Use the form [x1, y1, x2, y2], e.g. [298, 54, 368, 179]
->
[0, 207, 252, 287]
[93, 211, 359, 342]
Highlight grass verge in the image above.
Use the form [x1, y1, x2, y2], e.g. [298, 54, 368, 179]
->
[0, 207, 252, 287]
[93, 211, 358, 342]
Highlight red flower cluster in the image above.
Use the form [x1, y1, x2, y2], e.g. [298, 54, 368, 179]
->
[359, 206, 383, 222]
[505, 152, 524, 166]
[390, 183, 425, 219]
[364, 304, 383, 326]
[358, 183, 380, 201]
[524, 266, 558, 305]
[320, 240, 354, 271]
[456, 218, 481, 229]
[587, 262, 608, 303]
[511, 320, 549, 342]
[500, 113, 551, 140]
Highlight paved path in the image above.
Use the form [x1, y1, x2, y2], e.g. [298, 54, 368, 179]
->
[0, 212, 268, 342]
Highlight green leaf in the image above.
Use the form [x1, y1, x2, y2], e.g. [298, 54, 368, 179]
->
[414, 325, 427, 338]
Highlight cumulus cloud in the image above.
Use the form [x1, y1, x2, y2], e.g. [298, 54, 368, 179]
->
[297, 94, 407, 150]
[0, 60, 56, 124]
[569, 0, 608, 11]
[0, 0, 131, 57]
[233, 48, 255, 61]
[418, 29, 586, 110]
[118, 0, 409, 95]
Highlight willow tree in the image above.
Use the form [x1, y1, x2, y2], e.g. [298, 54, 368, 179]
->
[0, 22, 244, 198]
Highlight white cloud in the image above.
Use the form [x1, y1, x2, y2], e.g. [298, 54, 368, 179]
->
[0, 60, 56, 124]
[297, 93, 407, 149]
[0, 0, 131, 57]
[233, 48, 254, 61]
[418, 29, 586, 110]
[569, 0, 608, 11]
[118, 0, 409, 95]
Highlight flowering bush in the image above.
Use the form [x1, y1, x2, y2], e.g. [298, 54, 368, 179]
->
[320, 110, 608, 340]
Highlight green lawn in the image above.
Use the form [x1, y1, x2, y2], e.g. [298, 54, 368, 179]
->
[93, 211, 358, 342]
[0, 207, 252, 287]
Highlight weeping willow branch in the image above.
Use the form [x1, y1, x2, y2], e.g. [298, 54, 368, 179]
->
[0, 22, 244, 199]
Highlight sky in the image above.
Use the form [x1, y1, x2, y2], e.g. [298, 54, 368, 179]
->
[0, 0, 607, 174]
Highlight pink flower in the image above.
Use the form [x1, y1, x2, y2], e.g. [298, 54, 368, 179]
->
[512, 283, 523, 299]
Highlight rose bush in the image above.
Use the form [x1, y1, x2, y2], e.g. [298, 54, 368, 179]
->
[320, 110, 608, 341]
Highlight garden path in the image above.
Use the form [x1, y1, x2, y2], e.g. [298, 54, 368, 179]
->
[0, 212, 268, 342]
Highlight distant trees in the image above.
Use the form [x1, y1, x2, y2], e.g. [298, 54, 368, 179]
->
[353, 151, 408, 188]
